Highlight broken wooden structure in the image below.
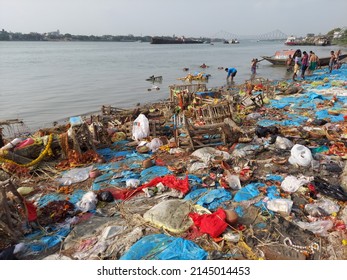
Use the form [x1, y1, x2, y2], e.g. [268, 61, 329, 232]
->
[169, 83, 207, 105]
[173, 100, 242, 150]
[0, 179, 28, 246]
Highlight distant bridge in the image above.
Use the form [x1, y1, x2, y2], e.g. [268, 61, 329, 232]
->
[256, 29, 288, 41]
[211, 29, 288, 41]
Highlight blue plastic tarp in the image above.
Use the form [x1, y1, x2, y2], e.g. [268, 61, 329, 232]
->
[195, 188, 232, 211]
[120, 234, 208, 260]
[37, 189, 87, 208]
[233, 182, 264, 202]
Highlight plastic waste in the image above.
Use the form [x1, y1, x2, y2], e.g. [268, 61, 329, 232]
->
[126, 179, 141, 188]
[280, 175, 312, 193]
[191, 147, 230, 164]
[225, 170, 241, 190]
[275, 136, 294, 150]
[56, 166, 93, 186]
[132, 113, 150, 141]
[120, 234, 208, 260]
[76, 191, 98, 212]
[305, 198, 340, 217]
[146, 138, 163, 152]
[266, 198, 293, 215]
[223, 230, 241, 242]
[288, 144, 313, 167]
[313, 177, 347, 201]
[143, 200, 193, 233]
[295, 220, 334, 236]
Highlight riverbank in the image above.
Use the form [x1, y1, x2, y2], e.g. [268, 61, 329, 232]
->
[1, 63, 347, 261]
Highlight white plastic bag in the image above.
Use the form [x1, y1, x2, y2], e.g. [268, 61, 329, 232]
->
[275, 136, 294, 150]
[225, 170, 241, 190]
[126, 179, 141, 188]
[288, 144, 313, 167]
[146, 138, 163, 152]
[280, 175, 311, 193]
[295, 220, 334, 236]
[76, 191, 98, 212]
[132, 114, 150, 141]
[56, 166, 93, 186]
[266, 198, 293, 215]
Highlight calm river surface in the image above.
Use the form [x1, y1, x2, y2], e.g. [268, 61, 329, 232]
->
[0, 40, 344, 130]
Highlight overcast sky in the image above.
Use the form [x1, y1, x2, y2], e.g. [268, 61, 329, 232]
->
[1, 0, 346, 38]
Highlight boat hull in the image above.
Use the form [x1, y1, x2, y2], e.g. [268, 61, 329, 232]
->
[261, 54, 347, 66]
[151, 37, 204, 44]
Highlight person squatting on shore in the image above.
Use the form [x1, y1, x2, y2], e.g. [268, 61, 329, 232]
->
[225, 67, 237, 82]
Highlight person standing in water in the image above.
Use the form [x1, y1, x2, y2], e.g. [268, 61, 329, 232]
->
[251, 58, 258, 75]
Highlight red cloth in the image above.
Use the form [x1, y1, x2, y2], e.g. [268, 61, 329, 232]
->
[25, 201, 37, 222]
[105, 175, 190, 200]
[189, 208, 228, 238]
[140, 175, 189, 194]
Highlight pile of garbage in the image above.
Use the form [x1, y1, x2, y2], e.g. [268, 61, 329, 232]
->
[1, 64, 347, 260]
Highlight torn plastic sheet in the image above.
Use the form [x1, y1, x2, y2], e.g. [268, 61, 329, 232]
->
[120, 234, 208, 260]
[233, 182, 264, 202]
[315, 109, 344, 122]
[195, 188, 232, 211]
[37, 189, 87, 208]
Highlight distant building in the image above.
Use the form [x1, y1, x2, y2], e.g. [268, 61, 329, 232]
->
[48, 29, 60, 36]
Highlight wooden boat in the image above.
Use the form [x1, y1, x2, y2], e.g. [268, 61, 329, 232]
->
[261, 51, 347, 66]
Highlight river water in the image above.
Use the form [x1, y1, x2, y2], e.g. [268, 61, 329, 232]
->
[0, 40, 344, 131]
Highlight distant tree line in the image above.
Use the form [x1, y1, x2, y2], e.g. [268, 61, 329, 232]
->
[0, 29, 211, 43]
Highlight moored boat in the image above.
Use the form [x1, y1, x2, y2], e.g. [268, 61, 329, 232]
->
[284, 36, 297, 46]
[261, 51, 347, 66]
[151, 36, 204, 44]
